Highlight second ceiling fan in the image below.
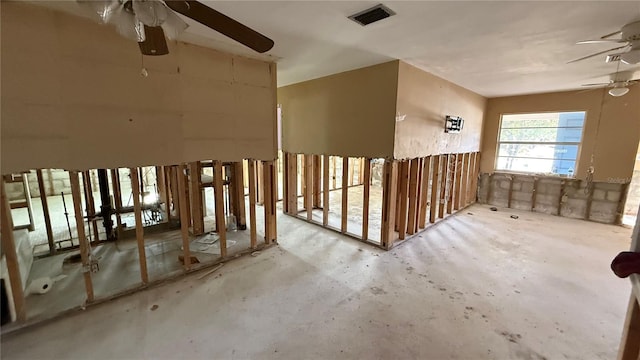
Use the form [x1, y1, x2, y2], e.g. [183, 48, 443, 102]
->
[79, 0, 274, 56]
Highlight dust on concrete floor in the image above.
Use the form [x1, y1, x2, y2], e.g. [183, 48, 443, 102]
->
[297, 184, 384, 242]
[22, 209, 264, 323]
[1, 204, 632, 359]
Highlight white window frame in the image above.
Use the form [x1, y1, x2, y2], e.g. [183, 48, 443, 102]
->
[495, 111, 587, 177]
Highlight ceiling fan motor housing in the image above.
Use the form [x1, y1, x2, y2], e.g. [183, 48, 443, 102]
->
[621, 21, 640, 42]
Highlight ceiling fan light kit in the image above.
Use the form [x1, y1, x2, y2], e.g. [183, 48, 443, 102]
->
[609, 86, 630, 97]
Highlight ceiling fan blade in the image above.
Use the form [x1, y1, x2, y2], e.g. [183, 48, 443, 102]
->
[567, 45, 629, 64]
[601, 30, 623, 39]
[576, 39, 626, 45]
[138, 26, 169, 56]
[164, 1, 274, 53]
[581, 83, 611, 87]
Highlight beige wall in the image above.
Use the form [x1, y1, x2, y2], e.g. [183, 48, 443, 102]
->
[1, 2, 277, 175]
[394, 61, 486, 159]
[481, 86, 640, 181]
[277, 61, 398, 158]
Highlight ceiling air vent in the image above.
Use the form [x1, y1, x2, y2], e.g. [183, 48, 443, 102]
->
[606, 54, 622, 63]
[348, 4, 395, 26]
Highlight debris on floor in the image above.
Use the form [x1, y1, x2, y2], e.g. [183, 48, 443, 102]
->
[187, 232, 237, 255]
[468, 212, 474, 215]
[490, 207, 498, 211]
[150, 304, 159, 311]
[178, 255, 200, 265]
[197, 263, 224, 280]
[510, 215, 519, 219]
[251, 251, 261, 257]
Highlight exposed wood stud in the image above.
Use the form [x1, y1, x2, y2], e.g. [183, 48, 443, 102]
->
[531, 177, 539, 212]
[507, 175, 514, 209]
[213, 161, 227, 258]
[414, 158, 424, 233]
[360, 158, 365, 185]
[69, 171, 94, 302]
[447, 154, 456, 214]
[313, 155, 321, 208]
[381, 160, 398, 249]
[615, 183, 630, 225]
[585, 184, 596, 222]
[130, 168, 149, 283]
[1, 180, 27, 321]
[37, 169, 55, 255]
[176, 164, 192, 270]
[395, 164, 402, 232]
[453, 154, 463, 211]
[430, 155, 441, 223]
[439, 155, 449, 218]
[418, 156, 431, 228]
[263, 161, 277, 243]
[161, 166, 172, 222]
[349, 156, 355, 186]
[407, 159, 419, 235]
[189, 162, 204, 235]
[248, 160, 258, 248]
[305, 155, 313, 221]
[618, 294, 640, 360]
[341, 157, 349, 233]
[362, 158, 371, 241]
[287, 153, 298, 215]
[332, 156, 337, 189]
[459, 154, 469, 208]
[558, 180, 565, 216]
[170, 166, 181, 220]
[323, 155, 330, 226]
[282, 153, 289, 214]
[274, 156, 280, 202]
[398, 161, 410, 240]
[183, 168, 191, 225]
[257, 161, 265, 206]
[232, 162, 247, 229]
[471, 152, 481, 202]
[301, 155, 307, 211]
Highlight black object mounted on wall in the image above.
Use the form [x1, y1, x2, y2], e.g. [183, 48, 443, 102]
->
[445, 115, 464, 133]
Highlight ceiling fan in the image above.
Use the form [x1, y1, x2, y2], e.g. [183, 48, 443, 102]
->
[568, 20, 640, 64]
[78, 0, 274, 56]
[581, 62, 638, 97]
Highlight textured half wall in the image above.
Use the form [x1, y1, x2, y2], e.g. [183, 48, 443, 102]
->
[1, 2, 277, 175]
[393, 61, 486, 159]
[480, 87, 640, 181]
[277, 61, 399, 158]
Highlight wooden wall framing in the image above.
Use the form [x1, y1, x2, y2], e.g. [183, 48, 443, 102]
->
[0, 157, 278, 325]
[281, 151, 481, 250]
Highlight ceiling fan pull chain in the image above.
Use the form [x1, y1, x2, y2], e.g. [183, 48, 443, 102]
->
[140, 54, 149, 77]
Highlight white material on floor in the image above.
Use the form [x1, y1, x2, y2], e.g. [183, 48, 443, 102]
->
[1, 204, 632, 359]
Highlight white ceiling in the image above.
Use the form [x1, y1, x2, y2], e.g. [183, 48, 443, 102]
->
[31, 1, 640, 97]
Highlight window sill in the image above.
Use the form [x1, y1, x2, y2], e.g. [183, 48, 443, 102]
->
[492, 170, 579, 181]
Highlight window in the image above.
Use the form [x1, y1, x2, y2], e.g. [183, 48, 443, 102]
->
[496, 111, 586, 176]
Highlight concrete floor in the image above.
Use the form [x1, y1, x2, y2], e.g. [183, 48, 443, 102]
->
[2, 204, 633, 359]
